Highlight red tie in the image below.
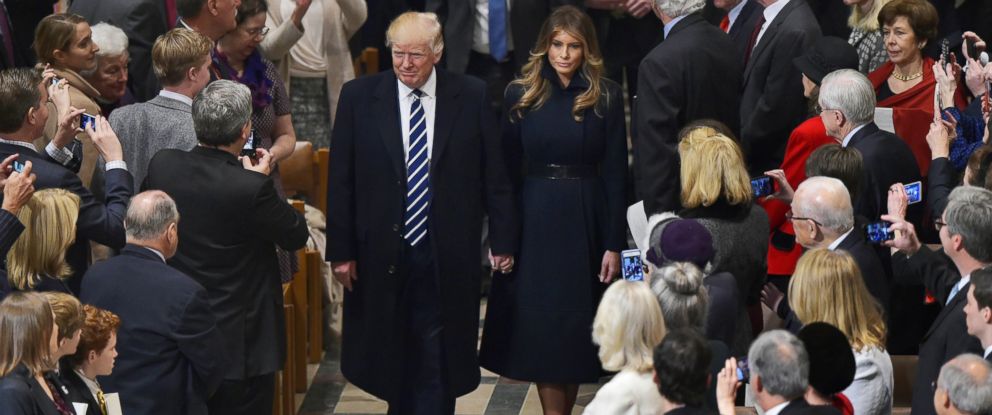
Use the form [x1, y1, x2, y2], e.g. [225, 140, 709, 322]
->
[720, 16, 730, 33]
[743, 15, 766, 68]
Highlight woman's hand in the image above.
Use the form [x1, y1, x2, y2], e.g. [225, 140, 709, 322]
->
[926, 117, 952, 159]
[760, 283, 784, 314]
[716, 358, 742, 415]
[291, 0, 313, 31]
[933, 61, 958, 111]
[52, 106, 85, 149]
[887, 183, 909, 221]
[762, 169, 794, 203]
[599, 250, 619, 283]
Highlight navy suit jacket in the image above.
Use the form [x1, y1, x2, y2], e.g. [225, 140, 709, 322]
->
[81, 244, 226, 415]
[845, 123, 923, 224]
[726, 0, 764, 66]
[835, 228, 890, 309]
[144, 147, 309, 380]
[892, 247, 982, 415]
[0, 142, 131, 294]
[0, 365, 62, 415]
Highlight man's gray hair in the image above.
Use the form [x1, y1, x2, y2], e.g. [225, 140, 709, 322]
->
[748, 330, 809, 400]
[91, 23, 128, 58]
[192, 80, 252, 147]
[794, 176, 855, 234]
[655, 0, 706, 18]
[649, 261, 708, 332]
[945, 186, 992, 263]
[125, 191, 179, 240]
[819, 69, 876, 126]
[937, 354, 992, 415]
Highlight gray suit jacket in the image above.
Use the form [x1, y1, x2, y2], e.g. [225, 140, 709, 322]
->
[108, 95, 198, 186]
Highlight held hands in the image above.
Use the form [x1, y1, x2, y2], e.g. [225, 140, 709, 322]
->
[331, 260, 357, 292]
[291, 0, 313, 31]
[762, 169, 794, 203]
[241, 148, 274, 176]
[716, 358, 743, 415]
[1, 157, 35, 215]
[932, 60, 958, 111]
[599, 250, 619, 283]
[624, 0, 653, 18]
[490, 250, 515, 274]
[926, 113, 955, 159]
[962, 31, 989, 97]
[83, 115, 124, 162]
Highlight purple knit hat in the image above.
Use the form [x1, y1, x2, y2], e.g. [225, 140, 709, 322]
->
[645, 215, 715, 270]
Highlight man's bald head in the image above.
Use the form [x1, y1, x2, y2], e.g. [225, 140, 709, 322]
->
[125, 191, 180, 242]
[793, 176, 855, 235]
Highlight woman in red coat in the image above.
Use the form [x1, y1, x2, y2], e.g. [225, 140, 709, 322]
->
[759, 37, 860, 289]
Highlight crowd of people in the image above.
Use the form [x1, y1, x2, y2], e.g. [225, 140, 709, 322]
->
[0, 0, 991, 414]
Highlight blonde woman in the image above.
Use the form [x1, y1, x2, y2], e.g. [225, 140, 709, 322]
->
[847, 0, 891, 73]
[0, 189, 81, 301]
[478, 5, 626, 414]
[789, 249, 894, 415]
[0, 292, 66, 414]
[584, 280, 667, 414]
[677, 127, 769, 357]
[34, 13, 104, 187]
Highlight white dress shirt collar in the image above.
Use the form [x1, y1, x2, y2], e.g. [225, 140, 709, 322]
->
[397, 67, 438, 100]
[143, 246, 167, 262]
[664, 15, 688, 39]
[827, 227, 855, 251]
[0, 137, 37, 152]
[727, 0, 748, 31]
[764, 401, 792, 415]
[74, 368, 103, 406]
[756, 0, 791, 46]
[842, 124, 868, 147]
[985, 345, 992, 359]
[159, 90, 193, 106]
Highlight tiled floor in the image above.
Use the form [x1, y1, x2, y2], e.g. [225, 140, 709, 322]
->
[297, 300, 606, 415]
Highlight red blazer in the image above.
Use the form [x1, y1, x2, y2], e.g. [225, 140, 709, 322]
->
[760, 117, 835, 276]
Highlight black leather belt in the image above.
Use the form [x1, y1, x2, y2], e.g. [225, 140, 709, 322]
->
[525, 163, 599, 179]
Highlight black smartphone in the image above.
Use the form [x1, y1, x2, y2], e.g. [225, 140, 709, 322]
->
[866, 221, 894, 244]
[80, 113, 96, 130]
[621, 249, 645, 282]
[750, 175, 774, 198]
[241, 129, 257, 157]
[736, 358, 750, 383]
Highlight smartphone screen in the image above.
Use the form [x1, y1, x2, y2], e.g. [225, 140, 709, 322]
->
[80, 113, 96, 130]
[241, 129, 256, 157]
[866, 221, 894, 244]
[736, 358, 750, 383]
[904, 181, 922, 205]
[12, 161, 24, 173]
[750, 175, 773, 198]
[621, 249, 645, 281]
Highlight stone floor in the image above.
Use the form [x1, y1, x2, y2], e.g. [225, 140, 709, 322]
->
[296, 300, 607, 414]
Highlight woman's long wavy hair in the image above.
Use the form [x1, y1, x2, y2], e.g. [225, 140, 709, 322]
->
[511, 5, 604, 122]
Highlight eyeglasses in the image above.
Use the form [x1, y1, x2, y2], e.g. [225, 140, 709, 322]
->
[934, 218, 947, 232]
[785, 211, 822, 226]
[243, 26, 270, 39]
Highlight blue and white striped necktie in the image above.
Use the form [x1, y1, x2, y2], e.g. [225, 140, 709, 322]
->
[404, 89, 430, 246]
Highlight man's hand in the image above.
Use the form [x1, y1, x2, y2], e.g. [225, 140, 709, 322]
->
[599, 250, 620, 283]
[52, 106, 85, 149]
[881, 214, 922, 257]
[490, 252, 515, 274]
[332, 260, 357, 292]
[84, 115, 124, 162]
[715, 358, 742, 415]
[291, 0, 313, 31]
[624, 0, 653, 18]
[760, 282, 784, 313]
[763, 169, 794, 203]
[2, 161, 35, 215]
[241, 148, 274, 176]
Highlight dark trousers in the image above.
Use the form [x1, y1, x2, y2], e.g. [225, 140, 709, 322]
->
[207, 373, 275, 415]
[387, 234, 455, 415]
[466, 50, 516, 116]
